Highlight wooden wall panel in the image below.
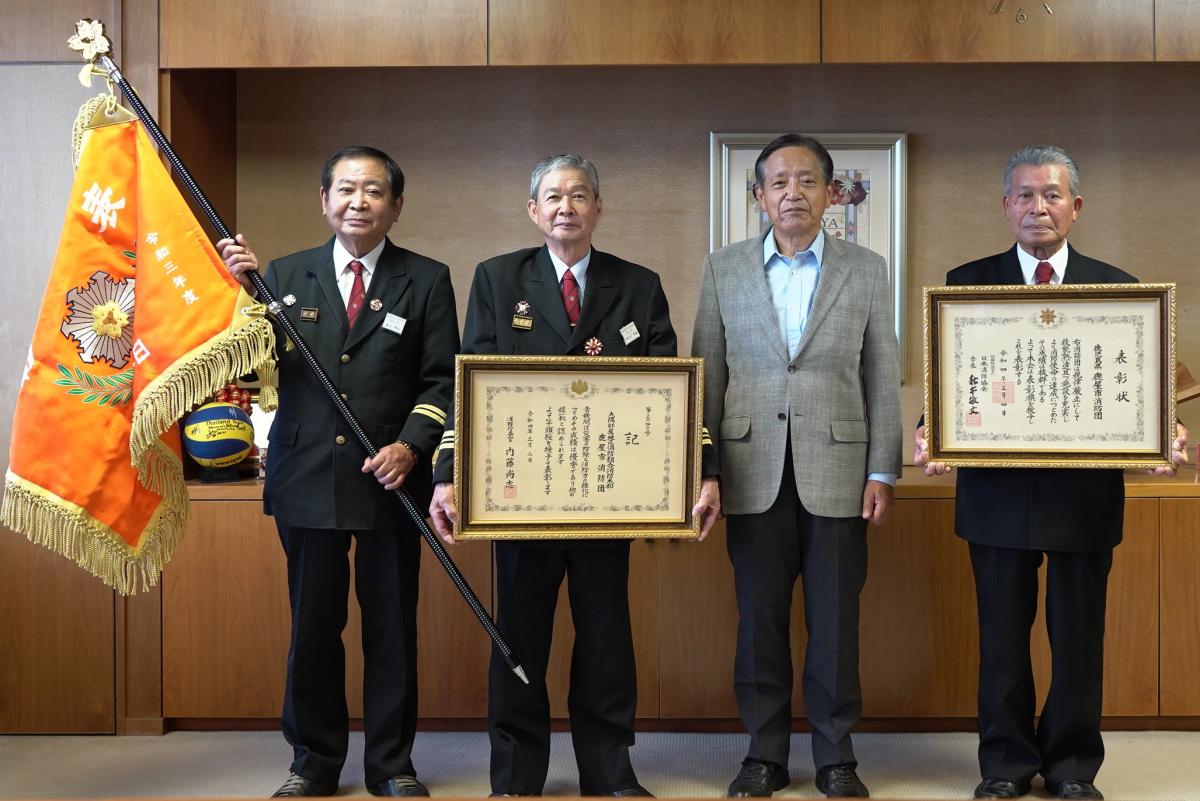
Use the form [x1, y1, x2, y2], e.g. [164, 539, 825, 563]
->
[0, 1, 117, 63]
[1160, 498, 1200, 714]
[233, 63, 1200, 444]
[161, 69, 238, 243]
[489, 0, 819, 65]
[823, 0, 1153, 63]
[159, 0, 485, 68]
[1156, 0, 1200, 60]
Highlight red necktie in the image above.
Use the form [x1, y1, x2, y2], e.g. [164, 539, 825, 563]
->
[346, 259, 365, 328]
[561, 269, 580, 326]
[1034, 261, 1054, 285]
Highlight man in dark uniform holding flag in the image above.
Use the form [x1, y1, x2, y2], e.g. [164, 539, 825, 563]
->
[219, 145, 459, 798]
[428, 154, 720, 798]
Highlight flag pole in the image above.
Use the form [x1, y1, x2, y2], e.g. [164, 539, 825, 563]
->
[82, 36, 528, 685]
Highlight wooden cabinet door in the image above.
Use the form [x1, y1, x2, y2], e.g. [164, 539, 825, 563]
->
[162, 499, 492, 718]
[160, 0, 486, 67]
[489, 0, 819, 65]
[823, 0, 1153, 63]
[1160, 498, 1200, 714]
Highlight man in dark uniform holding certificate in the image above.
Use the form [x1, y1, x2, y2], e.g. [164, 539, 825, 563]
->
[219, 145, 459, 798]
[428, 154, 720, 797]
[914, 145, 1187, 801]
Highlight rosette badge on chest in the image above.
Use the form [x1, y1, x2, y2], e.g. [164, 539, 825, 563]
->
[512, 299, 533, 331]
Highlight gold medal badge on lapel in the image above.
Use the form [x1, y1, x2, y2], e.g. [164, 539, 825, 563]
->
[369, 298, 383, 312]
[511, 299, 533, 331]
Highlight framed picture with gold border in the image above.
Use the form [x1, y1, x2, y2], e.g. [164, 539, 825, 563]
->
[452, 355, 703, 540]
[923, 283, 1176, 468]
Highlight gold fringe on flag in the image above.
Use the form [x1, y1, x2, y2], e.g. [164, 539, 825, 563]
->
[2, 464, 187, 595]
[129, 302, 275, 475]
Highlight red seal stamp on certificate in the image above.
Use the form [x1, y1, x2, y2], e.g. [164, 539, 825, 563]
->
[966, 412, 982, 427]
[503, 484, 517, 499]
[992, 380, 1015, 404]
[584, 337, 603, 356]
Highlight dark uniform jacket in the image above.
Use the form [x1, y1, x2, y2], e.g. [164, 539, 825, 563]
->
[264, 237, 459, 530]
[948, 244, 1136, 552]
[433, 245, 714, 486]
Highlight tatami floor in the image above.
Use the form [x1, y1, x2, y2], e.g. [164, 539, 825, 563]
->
[1, 730, 1198, 800]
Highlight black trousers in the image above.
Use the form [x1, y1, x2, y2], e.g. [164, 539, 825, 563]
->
[488, 540, 639, 794]
[725, 451, 869, 771]
[969, 542, 1112, 786]
[278, 524, 421, 786]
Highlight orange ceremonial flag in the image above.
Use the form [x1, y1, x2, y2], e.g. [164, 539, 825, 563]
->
[2, 107, 275, 594]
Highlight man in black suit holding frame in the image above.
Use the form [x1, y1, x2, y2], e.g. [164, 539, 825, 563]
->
[914, 145, 1187, 801]
[429, 153, 720, 798]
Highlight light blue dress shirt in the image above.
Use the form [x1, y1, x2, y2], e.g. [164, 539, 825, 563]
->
[764, 228, 895, 488]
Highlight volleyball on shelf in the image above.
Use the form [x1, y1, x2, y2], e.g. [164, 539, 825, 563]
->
[183, 401, 254, 468]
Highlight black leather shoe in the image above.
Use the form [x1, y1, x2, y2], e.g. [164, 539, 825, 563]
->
[727, 758, 790, 797]
[815, 764, 869, 798]
[1047, 780, 1103, 800]
[271, 773, 338, 797]
[580, 786, 653, 797]
[973, 778, 1030, 799]
[367, 775, 430, 797]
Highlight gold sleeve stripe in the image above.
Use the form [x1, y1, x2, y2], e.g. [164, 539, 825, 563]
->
[412, 404, 447, 425]
[440, 431, 456, 443]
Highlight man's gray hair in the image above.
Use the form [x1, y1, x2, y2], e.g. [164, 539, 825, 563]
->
[529, 154, 600, 200]
[1004, 145, 1081, 198]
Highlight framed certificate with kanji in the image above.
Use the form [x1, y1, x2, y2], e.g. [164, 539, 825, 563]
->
[923, 283, 1176, 468]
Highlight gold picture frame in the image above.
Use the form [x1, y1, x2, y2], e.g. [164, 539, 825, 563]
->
[452, 355, 704, 540]
[923, 283, 1176, 468]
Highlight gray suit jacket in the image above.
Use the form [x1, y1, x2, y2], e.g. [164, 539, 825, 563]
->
[692, 231, 902, 517]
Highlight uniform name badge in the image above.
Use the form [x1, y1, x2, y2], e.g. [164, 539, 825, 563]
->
[620, 321, 640, 345]
[512, 299, 533, 330]
[299, 307, 319, 321]
[382, 312, 406, 335]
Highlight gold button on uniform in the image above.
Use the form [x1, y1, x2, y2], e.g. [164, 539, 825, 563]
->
[335, 435, 346, 445]
[340, 354, 351, 364]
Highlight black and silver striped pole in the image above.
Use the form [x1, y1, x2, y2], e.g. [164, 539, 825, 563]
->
[89, 45, 527, 685]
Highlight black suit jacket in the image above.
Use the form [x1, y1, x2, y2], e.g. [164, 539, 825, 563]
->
[948, 244, 1136, 552]
[433, 245, 686, 487]
[264, 237, 459, 530]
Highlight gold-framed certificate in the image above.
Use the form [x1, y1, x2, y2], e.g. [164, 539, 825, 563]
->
[452, 355, 704, 540]
[923, 283, 1176, 468]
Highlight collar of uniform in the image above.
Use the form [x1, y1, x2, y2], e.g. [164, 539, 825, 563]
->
[1015, 240, 1069, 284]
[763, 226, 826, 271]
[333, 237, 387, 282]
[546, 247, 592, 297]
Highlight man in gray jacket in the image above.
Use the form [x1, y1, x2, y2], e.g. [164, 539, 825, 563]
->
[692, 134, 902, 799]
